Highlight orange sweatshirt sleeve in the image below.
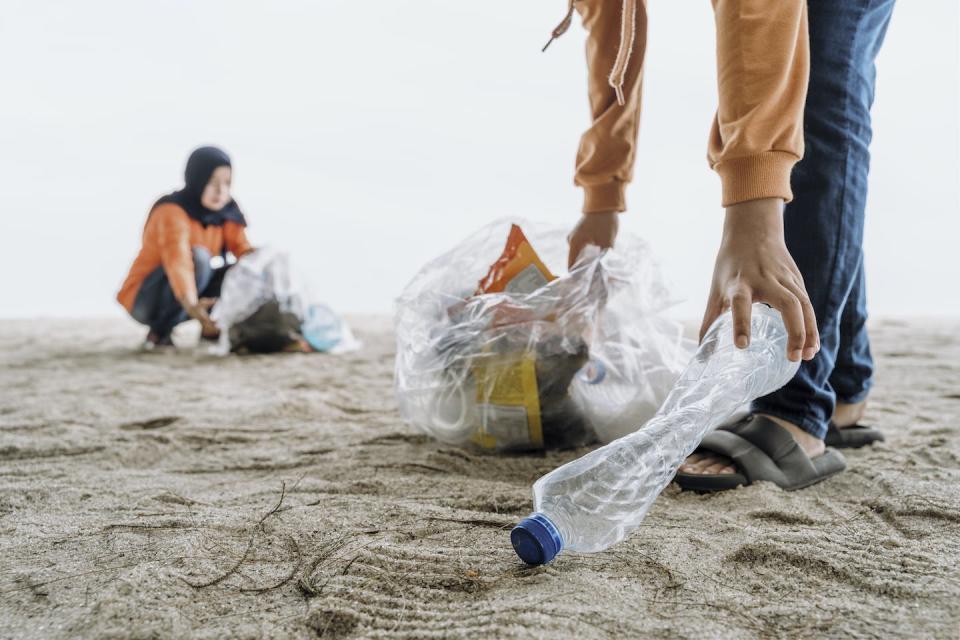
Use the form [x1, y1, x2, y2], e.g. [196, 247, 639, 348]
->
[573, 0, 808, 213]
[223, 222, 253, 258]
[708, 0, 809, 206]
[152, 205, 198, 304]
[574, 0, 648, 214]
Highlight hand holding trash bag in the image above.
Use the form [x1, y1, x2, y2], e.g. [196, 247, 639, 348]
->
[183, 298, 219, 336]
[567, 211, 618, 269]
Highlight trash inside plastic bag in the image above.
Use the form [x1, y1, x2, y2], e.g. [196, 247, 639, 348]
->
[210, 248, 361, 355]
[227, 299, 303, 353]
[394, 218, 691, 451]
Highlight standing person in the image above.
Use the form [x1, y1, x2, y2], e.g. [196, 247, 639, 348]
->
[117, 146, 253, 349]
[559, 0, 894, 490]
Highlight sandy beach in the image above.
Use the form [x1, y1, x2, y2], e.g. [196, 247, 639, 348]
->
[1, 316, 958, 639]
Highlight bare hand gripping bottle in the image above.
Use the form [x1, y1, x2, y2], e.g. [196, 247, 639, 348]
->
[510, 304, 800, 564]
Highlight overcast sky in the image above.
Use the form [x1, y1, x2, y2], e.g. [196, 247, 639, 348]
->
[1, 0, 957, 320]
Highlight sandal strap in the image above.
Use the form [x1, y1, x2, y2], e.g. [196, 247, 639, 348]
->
[725, 416, 822, 486]
[697, 429, 787, 485]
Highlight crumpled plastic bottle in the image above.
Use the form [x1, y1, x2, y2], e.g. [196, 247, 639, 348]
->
[510, 304, 800, 564]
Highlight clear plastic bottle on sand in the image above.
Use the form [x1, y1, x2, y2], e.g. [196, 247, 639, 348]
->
[510, 304, 800, 564]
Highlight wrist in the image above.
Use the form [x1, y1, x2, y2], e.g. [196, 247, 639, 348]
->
[723, 198, 784, 236]
[180, 300, 200, 317]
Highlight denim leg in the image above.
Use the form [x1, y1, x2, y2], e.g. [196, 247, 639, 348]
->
[830, 255, 874, 404]
[200, 262, 230, 300]
[752, 0, 894, 440]
[130, 247, 214, 337]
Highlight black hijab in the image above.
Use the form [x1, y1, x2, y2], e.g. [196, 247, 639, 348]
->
[153, 146, 247, 227]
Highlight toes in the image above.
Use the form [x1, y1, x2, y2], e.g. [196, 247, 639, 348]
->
[701, 460, 732, 475]
[678, 453, 737, 476]
[680, 453, 706, 472]
[688, 458, 713, 474]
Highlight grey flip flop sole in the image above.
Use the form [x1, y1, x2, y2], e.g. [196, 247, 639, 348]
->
[824, 422, 885, 449]
[674, 416, 847, 493]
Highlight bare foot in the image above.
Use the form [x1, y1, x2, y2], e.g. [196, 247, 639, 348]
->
[678, 414, 825, 476]
[833, 400, 867, 428]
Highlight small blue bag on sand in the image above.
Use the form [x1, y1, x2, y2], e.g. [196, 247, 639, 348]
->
[302, 303, 349, 352]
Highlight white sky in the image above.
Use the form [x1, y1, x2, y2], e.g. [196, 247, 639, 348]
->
[1, 0, 957, 319]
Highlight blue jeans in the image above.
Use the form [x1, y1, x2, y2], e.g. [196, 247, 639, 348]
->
[752, 0, 895, 440]
[131, 247, 223, 337]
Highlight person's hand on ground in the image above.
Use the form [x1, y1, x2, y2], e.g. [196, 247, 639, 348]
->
[699, 197, 819, 362]
[567, 211, 619, 268]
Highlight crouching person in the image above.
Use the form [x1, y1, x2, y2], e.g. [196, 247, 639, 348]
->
[117, 146, 253, 349]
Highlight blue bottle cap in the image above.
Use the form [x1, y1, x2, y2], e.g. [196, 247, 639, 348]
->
[578, 360, 607, 385]
[511, 513, 563, 565]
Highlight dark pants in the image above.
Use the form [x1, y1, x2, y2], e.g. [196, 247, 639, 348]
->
[131, 247, 227, 338]
[753, 0, 896, 439]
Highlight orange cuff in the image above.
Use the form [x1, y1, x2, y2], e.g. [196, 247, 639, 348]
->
[713, 152, 798, 207]
[582, 181, 627, 214]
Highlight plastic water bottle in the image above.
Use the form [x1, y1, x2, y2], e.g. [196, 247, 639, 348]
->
[510, 304, 800, 564]
[572, 354, 687, 444]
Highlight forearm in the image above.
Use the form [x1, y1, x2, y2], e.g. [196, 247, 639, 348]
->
[158, 254, 197, 307]
[177, 289, 198, 308]
[709, 0, 809, 206]
[154, 217, 198, 306]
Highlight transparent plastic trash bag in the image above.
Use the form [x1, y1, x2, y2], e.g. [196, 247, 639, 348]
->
[394, 219, 690, 452]
[209, 247, 360, 355]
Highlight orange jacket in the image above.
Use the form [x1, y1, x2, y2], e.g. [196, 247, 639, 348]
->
[117, 203, 253, 312]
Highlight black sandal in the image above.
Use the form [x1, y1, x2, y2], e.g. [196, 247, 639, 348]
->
[674, 415, 847, 492]
[823, 421, 885, 449]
